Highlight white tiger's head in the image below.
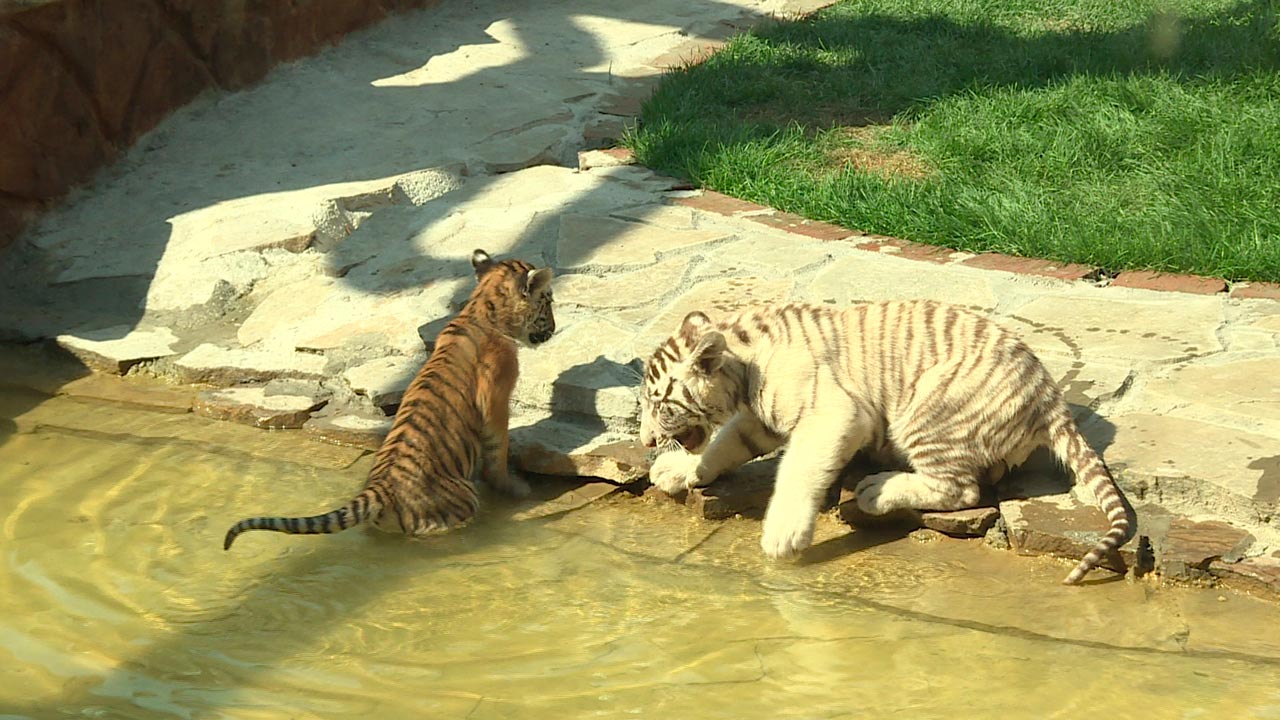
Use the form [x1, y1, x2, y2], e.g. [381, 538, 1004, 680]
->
[639, 311, 738, 454]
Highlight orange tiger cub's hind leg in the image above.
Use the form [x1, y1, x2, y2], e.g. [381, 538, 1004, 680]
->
[380, 478, 481, 535]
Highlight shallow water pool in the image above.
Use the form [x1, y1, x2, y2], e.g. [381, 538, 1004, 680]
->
[2, 384, 1279, 719]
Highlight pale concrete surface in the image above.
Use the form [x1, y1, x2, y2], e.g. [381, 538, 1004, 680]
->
[1, 0, 1278, 591]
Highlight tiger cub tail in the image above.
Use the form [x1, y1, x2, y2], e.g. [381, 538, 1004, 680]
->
[223, 486, 385, 551]
[1047, 408, 1132, 585]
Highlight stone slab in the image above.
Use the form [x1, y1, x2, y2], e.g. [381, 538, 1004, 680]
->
[55, 326, 179, 374]
[174, 344, 329, 384]
[556, 213, 731, 268]
[1105, 413, 1280, 514]
[998, 482, 1132, 577]
[553, 256, 692, 325]
[1143, 358, 1280, 423]
[58, 373, 195, 414]
[237, 279, 339, 347]
[343, 354, 426, 409]
[635, 276, 795, 354]
[920, 507, 1001, 537]
[1156, 518, 1254, 579]
[510, 479, 621, 521]
[693, 236, 836, 280]
[806, 254, 997, 309]
[193, 387, 328, 430]
[1010, 294, 1222, 362]
[686, 459, 779, 520]
[303, 411, 393, 452]
[510, 416, 648, 484]
[1210, 555, 1280, 598]
[473, 121, 571, 174]
[514, 317, 645, 427]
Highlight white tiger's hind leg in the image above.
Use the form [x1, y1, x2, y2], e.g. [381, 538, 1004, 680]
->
[761, 413, 866, 559]
[854, 470, 981, 514]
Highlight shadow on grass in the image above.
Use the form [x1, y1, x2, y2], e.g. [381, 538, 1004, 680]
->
[638, 0, 1279, 140]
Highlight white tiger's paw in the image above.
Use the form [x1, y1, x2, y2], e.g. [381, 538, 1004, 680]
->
[649, 451, 700, 495]
[489, 471, 532, 499]
[760, 502, 816, 559]
[855, 472, 912, 515]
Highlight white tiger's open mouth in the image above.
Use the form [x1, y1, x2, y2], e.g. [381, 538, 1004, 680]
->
[673, 426, 707, 452]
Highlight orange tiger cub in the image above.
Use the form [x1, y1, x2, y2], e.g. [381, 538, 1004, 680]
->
[223, 249, 555, 550]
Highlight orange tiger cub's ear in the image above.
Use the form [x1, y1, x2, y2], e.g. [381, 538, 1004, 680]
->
[522, 267, 553, 296]
[471, 249, 494, 277]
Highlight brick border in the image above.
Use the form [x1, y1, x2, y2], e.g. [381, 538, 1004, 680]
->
[589, 148, 1277, 301]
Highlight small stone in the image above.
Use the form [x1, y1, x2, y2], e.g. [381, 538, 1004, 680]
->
[55, 326, 179, 374]
[920, 506, 1000, 537]
[983, 517, 1011, 550]
[194, 387, 328, 429]
[909, 528, 943, 544]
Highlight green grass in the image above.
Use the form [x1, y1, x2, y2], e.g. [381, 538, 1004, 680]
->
[626, 0, 1280, 282]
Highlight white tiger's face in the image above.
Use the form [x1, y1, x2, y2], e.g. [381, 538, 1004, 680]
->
[639, 311, 733, 454]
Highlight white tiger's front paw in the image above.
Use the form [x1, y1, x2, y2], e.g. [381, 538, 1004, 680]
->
[649, 451, 701, 495]
[855, 472, 910, 515]
[760, 501, 816, 559]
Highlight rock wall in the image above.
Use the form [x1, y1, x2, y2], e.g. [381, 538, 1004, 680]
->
[0, 0, 439, 252]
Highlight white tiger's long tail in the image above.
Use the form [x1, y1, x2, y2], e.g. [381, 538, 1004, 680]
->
[1048, 410, 1132, 585]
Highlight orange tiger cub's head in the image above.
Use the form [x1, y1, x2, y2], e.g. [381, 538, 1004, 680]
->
[470, 249, 556, 346]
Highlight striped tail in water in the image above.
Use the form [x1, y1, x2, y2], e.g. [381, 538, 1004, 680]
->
[223, 487, 383, 550]
[1049, 411, 1132, 585]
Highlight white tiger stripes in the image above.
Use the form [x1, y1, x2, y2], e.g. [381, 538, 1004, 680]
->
[639, 300, 1132, 585]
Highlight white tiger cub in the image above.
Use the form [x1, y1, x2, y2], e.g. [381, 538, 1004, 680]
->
[639, 300, 1132, 585]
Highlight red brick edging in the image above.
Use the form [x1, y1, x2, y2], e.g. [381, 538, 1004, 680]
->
[588, 148, 1277, 301]
[673, 188, 1277, 300]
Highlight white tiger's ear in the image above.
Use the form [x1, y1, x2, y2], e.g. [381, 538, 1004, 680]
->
[523, 267, 553, 296]
[690, 331, 726, 376]
[678, 311, 712, 345]
[471, 249, 494, 277]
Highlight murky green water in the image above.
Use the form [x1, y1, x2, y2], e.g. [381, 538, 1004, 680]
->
[3, 381, 1280, 719]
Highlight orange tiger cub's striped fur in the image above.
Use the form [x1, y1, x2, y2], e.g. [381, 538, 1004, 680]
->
[639, 300, 1132, 585]
[223, 249, 555, 550]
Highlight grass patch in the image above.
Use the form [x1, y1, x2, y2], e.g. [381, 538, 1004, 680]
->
[626, 0, 1280, 282]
